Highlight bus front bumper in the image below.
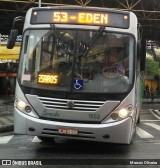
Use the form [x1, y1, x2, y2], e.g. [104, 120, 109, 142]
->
[14, 109, 134, 144]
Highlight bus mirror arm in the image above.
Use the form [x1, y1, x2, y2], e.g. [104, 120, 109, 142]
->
[7, 16, 25, 49]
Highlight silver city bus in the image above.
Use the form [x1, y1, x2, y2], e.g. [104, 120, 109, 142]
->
[8, 6, 144, 144]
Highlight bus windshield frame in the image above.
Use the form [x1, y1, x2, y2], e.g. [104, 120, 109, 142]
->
[18, 27, 135, 94]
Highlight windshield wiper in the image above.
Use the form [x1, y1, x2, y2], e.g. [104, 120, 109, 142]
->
[50, 24, 65, 43]
[50, 24, 70, 53]
[83, 26, 105, 56]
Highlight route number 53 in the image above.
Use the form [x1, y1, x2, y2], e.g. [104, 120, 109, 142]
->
[53, 12, 68, 22]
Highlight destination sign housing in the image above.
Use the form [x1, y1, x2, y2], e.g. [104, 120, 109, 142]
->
[31, 8, 129, 28]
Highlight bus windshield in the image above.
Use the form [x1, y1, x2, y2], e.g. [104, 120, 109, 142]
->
[19, 28, 134, 93]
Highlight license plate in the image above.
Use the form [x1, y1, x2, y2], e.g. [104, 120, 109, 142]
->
[58, 128, 78, 135]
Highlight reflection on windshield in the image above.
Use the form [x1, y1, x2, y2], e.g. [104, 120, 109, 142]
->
[19, 28, 134, 93]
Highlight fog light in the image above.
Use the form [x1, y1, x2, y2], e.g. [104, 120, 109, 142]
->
[119, 109, 128, 119]
[111, 113, 118, 120]
[25, 106, 32, 113]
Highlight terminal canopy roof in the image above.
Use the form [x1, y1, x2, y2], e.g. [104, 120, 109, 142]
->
[0, 0, 160, 42]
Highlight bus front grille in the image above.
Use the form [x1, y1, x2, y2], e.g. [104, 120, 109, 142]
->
[38, 96, 105, 112]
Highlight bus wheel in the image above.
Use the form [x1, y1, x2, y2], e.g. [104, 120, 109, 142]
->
[37, 136, 55, 142]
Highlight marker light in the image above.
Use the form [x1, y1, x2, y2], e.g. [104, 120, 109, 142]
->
[33, 11, 37, 16]
[119, 109, 128, 119]
[124, 15, 128, 20]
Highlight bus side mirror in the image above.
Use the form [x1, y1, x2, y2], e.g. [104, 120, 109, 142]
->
[7, 29, 18, 49]
[7, 16, 24, 49]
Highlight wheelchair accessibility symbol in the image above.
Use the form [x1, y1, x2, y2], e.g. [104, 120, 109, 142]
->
[73, 79, 83, 90]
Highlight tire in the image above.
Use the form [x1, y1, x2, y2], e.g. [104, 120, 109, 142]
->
[37, 136, 55, 142]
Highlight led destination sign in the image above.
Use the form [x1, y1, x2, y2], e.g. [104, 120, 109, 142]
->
[52, 12, 108, 25]
[31, 9, 129, 28]
[37, 73, 58, 85]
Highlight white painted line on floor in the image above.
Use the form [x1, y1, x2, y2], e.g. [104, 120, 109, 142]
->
[31, 136, 41, 143]
[0, 135, 14, 144]
[149, 109, 160, 120]
[140, 111, 149, 114]
[141, 120, 160, 122]
[144, 123, 160, 131]
[136, 127, 154, 138]
[0, 118, 13, 124]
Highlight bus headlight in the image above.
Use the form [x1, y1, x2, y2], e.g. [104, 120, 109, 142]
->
[110, 106, 133, 121]
[15, 97, 32, 113]
[17, 100, 26, 110]
[119, 109, 128, 119]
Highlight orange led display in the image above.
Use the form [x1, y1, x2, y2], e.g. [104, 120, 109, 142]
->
[78, 13, 108, 24]
[53, 12, 68, 22]
[52, 12, 108, 25]
[37, 74, 58, 84]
